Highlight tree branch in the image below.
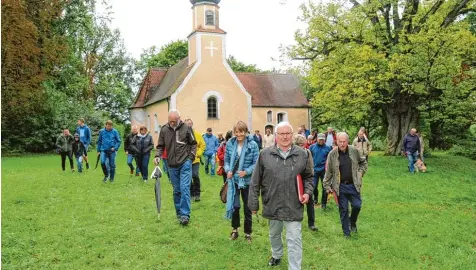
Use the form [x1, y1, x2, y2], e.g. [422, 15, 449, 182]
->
[441, 0, 470, 28]
[413, 0, 444, 33]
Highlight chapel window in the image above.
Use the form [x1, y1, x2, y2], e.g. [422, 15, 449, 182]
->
[206, 10, 215, 26]
[207, 97, 218, 119]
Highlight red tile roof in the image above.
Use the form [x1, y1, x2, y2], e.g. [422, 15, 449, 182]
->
[131, 60, 310, 109]
[236, 73, 310, 108]
[131, 68, 167, 108]
[187, 26, 227, 38]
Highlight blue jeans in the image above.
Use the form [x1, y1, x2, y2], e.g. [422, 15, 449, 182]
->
[127, 154, 140, 174]
[406, 151, 419, 173]
[137, 153, 150, 180]
[338, 184, 362, 236]
[204, 153, 216, 175]
[75, 156, 83, 172]
[100, 151, 117, 180]
[169, 159, 192, 218]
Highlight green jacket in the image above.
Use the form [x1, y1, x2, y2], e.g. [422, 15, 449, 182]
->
[323, 146, 368, 195]
[56, 134, 74, 152]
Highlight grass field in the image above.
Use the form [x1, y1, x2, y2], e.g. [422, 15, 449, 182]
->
[2, 151, 476, 269]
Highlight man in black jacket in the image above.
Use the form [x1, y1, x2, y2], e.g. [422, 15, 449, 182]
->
[125, 125, 140, 176]
[401, 128, 421, 173]
[154, 110, 197, 225]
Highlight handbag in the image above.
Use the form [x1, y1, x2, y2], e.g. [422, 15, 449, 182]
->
[219, 155, 240, 203]
[217, 166, 224, 176]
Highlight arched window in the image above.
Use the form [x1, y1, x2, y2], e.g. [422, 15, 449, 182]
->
[154, 114, 159, 133]
[207, 97, 218, 119]
[277, 112, 287, 124]
[267, 110, 272, 123]
[205, 10, 215, 26]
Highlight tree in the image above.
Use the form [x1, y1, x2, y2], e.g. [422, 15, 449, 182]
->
[288, 0, 476, 155]
[227, 55, 262, 72]
[1, 0, 67, 152]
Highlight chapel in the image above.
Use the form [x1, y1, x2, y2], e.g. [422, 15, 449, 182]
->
[130, 0, 310, 141]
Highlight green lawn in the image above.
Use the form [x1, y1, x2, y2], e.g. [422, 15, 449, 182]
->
[2, 152, 476, 269]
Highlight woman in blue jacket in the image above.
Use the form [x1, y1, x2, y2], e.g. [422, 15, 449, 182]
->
[224, 121, 259, 243]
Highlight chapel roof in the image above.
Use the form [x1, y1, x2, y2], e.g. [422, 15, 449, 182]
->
[130, 58, 310, 109]
[236, 73, 310, 108]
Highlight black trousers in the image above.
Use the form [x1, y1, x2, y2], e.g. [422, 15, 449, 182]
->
[314, 170, 327, 205]
[190, 163, 201, 197]
[232, 184, 252, 234]
[306, 195, 315, 227]
[61, 150, 74, 171]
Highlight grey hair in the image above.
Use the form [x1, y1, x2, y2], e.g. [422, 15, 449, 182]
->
[275, 121, 293, 133]
[294, 134, 307, 146]
[336, 132, 349, 142]
[169, 109, 181, 117]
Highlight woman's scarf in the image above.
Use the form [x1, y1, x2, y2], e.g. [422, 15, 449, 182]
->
[225, 138, 248, 219]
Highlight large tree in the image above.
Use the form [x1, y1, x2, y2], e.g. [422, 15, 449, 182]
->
[288, 0, 476, 154]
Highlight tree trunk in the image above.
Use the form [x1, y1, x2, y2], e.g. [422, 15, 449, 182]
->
[383, 96, 420, 155]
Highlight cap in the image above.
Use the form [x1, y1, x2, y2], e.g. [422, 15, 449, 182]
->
[317, 133, 326, 140]
[74, 133, 80, 138]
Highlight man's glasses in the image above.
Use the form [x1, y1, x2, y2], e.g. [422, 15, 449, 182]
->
[277, 132, 292, 137]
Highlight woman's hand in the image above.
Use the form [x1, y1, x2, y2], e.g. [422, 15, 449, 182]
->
[238, 171, 247, 178]
[227, 171, 233, 179]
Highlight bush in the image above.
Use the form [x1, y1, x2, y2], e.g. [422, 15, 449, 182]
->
[449, 137, 476, 160]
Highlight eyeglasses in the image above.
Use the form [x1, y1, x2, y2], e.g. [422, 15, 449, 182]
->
[277, 132, 292, 137]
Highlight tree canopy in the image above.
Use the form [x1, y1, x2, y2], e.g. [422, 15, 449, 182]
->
[288, 0, 476, 155]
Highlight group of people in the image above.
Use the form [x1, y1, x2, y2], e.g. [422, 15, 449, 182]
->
[57, 111, 425, 270]
[146, 109, 372, 269]
[55, 118, 92, 173]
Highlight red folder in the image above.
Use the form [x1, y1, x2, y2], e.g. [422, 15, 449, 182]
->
[297, 174, 304, 202]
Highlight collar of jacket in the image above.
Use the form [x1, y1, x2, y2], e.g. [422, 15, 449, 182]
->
[229, 135, 254, 147]
[269, 145, 299, 158]
[165, 120, 184, 130]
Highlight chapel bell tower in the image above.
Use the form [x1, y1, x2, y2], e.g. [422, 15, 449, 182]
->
[188, 0, 226, 65]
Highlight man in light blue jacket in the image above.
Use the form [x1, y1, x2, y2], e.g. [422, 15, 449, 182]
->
[76, 118, 92, 169]
[97, 120, 121, 183]
[202, 128, 219, 176]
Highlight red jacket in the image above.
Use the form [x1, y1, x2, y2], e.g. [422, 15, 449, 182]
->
[217, 143, 226, 166]
[161, 148, 168, 159]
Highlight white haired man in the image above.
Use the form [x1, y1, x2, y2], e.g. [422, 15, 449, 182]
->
[323, 132, 367, 238]
[249, 122, 314, 269]
[154, 110, 197, 225]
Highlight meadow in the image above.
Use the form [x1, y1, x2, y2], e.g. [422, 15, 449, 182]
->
[2, 152, 475, 269]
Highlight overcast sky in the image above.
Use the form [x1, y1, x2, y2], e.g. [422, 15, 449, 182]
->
[101, 0, 309, 71]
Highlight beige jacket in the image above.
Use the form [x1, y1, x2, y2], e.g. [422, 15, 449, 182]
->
[352, 137, 372, 158]
[323, 146, 368, 195]
[263, 134, 275, 148]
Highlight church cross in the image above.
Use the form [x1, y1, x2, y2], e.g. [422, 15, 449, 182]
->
[205, 41, 218, 57]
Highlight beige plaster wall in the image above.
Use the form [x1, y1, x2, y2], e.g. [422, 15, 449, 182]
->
[252, 107, 309, 134]
[176, 34, 249, 134]
[135, 100, 169, 144]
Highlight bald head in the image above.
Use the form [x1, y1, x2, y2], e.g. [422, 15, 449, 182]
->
[410, 128, 417, 136]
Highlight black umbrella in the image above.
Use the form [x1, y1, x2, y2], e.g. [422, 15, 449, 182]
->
[95, 152, 101, 170]
[151, 166, 163, 219]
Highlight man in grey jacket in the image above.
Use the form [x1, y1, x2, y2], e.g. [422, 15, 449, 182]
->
[154, 110, 197, 226]
[249, 122, 314, 269]
[324, 132, 367, 238]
